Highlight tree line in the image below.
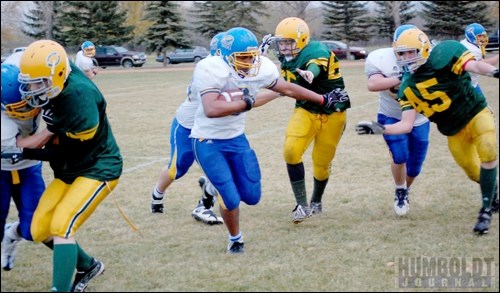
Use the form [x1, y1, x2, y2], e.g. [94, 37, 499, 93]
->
[16, 1, 499, 54]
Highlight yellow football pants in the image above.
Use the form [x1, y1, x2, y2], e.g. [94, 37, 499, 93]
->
[31, 177, 119, 242]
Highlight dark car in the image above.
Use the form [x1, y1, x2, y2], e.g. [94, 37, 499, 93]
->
[93, 45, 147, 68]
[156, 46, 209, 64]
[485, 28, 499, 52]
[321, 40, 368, 60]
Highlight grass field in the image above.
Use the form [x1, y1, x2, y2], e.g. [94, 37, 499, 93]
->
[1, 60, 499, 292]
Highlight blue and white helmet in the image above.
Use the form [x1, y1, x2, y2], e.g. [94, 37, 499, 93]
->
[210, 32, 226, 56]
[465, 23, 488, 48]
[393, 24, 417, 43]
[81, 40, 96, 57]
[1, 63, 39, 120]
[220, 27, 261, 77]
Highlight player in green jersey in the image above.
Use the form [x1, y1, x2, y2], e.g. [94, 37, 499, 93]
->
[14, 40, 123, 291]
[271, 17, 351, 223]
[361, 28, 499, 235]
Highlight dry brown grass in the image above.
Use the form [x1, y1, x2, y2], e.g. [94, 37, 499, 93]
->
[1, 60, 498, 292]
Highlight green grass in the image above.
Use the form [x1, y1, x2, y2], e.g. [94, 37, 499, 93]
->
[1, 64, 498, 292]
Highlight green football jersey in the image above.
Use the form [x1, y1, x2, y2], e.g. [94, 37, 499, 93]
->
[278, 41, 348, 114]
[398, 40, 487, 136]
[44, 62, 123, 183]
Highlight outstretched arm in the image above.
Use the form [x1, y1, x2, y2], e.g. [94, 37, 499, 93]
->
[464, 60, 499, 77]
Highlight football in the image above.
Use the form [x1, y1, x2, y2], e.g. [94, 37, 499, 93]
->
[217, 91, 244, 102]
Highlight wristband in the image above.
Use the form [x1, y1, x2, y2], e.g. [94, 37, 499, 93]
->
[243, 96, 255, 111]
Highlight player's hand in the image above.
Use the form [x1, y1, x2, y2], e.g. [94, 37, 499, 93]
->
[322, 88, 350, 112]
[259, 34, 274, 56]
[1, 148, 24, 164]
[490, 69, 499, 78]
[296, 68, 314, 84]
[355, 121, 385, 135]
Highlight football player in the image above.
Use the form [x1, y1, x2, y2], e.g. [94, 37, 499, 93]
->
[1, 60, 46, 271]
[150, 32, 227, 226]
[368, 28, 499, 235]
[270, 17, 351, 223]
[7, 39, 123, 291]
[359, 24, 430, 216]
[460, 23, 499, 95]
[189, 26, 347, 253]
[75, 40, 98, 79]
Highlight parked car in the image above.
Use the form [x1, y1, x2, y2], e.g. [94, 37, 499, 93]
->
[92, 45, 147, 68]
[1, 47, 27, 63]
[320, 40, 368, 60]
[485, 28, 499, 52]
[156, 46, 209, 64]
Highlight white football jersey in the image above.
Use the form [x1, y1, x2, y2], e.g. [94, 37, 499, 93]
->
[190, 55, 279, 139]
[1, 53, 43, 170]
[175, 56, 216, 129]
[75, 50, 94, 72]
[365, 48, 428, 126]
[459, 39, 483, 87]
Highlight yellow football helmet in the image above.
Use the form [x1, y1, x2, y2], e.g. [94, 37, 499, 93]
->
[274, 17, 310, 59]
[18, 40, 71, 107]
[393, 28, 430, 74]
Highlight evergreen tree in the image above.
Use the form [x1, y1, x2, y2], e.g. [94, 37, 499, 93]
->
[321, 1, 372, 43]
[22, 1, 64, 41]
[188, 1, 269, 38]
[58, 1, 134, 48]
[142, 1, 189, 55]
[421, 1, 492, 39]
[188, 1, 230, 38]
[373, 1, 415, 42]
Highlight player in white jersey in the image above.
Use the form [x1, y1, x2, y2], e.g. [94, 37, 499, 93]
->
[150, 32, 226, 225]
[75, 41, 98, 79]
[358, 25, 430, 216]
[190, 27, 349, 254]
[460, 23, 499, 94]
[1, 55, 47, 270]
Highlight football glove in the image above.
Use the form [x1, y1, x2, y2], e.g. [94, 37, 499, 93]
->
[322, 88, 350, 112]
[259, 34, 274, 56]
[355, 121, 385, 135]
[1, 148, 24, 164]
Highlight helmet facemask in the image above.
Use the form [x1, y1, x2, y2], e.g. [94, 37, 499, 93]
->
[2, 100, 40, 120]
[227, 49, 261, 77]
[83, 46, 96, 58]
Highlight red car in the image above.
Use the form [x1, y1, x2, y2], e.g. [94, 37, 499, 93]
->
[321, 40, 368, 60]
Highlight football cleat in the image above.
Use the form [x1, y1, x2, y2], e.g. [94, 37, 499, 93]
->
[227, 240, 245, 254]
[292, 204, 312, 224]
[473, 208, 492, 235]
[1, 222, 21, 271]
[310, 201, 322, 214]
[393, 188, 409, 216]
[151, 193, 164, 213]
[191, 201, 223, 225]
[71, 258, 105, 292]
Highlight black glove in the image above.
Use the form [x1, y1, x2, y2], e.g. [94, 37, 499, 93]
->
[355, 121, 385, 135]
[322, 88, 350, 112]
[492, 69, 499, 79]
[1, 149, 24, 164]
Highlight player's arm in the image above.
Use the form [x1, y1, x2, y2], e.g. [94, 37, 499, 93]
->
[254, 89, 280, 107]
[367, 73, 401, 92]
[483, 54, 499, 66]
[383, 109, 417, 134]
[201, 91, 255, 118]
[270, 78, 323, 104]
[16, 128, 54, 149]
[464, 60, 499, 78]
